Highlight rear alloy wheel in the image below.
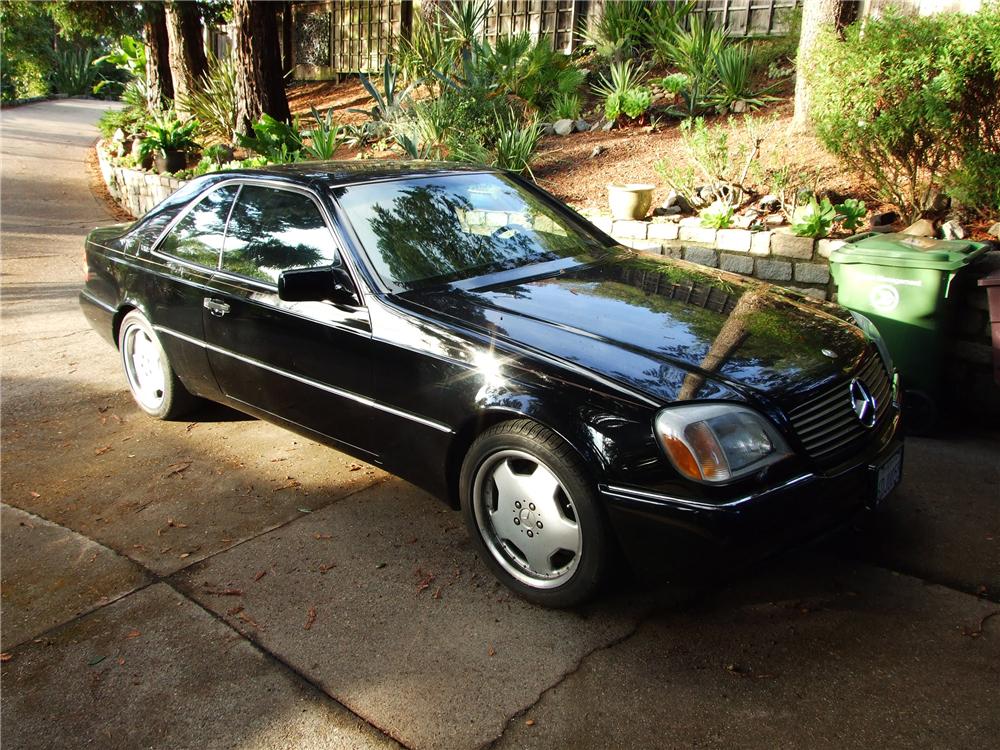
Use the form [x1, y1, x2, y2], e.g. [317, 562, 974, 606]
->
[118, 310, 197, 420]
[461, 420, 608, 607]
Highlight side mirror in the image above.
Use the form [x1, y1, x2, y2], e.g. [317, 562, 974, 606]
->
[278, 266, 360, 306]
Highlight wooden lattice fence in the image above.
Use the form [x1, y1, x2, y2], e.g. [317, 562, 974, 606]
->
[290, 0, 802, 79]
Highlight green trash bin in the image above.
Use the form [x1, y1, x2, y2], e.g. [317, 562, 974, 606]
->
[829, 232, 988, 409]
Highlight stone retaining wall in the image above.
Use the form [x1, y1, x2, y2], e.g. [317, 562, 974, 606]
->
[96, 146, 184, 219]
[585, 212, 841, 300]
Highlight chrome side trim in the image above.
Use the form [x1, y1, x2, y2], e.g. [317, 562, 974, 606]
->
[152, 325, 453, 434]
[80, 289, 117, 313]
[601, 473, 814, 511]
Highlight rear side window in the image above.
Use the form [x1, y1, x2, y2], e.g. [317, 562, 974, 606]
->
[221, 185, 339, 285]
[157, 185, 240, 268]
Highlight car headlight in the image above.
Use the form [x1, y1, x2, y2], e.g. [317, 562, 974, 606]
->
[851, 311, 893, 373]
[654, 404, 791, 483]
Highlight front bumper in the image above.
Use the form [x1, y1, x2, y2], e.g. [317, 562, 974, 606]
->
[600, 416, 903, 581]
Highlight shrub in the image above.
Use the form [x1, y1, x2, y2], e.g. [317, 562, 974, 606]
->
[645, 1, 696, 63]
[236, 114, 303, 162]
[483, 33, 585, 113]
[655, 116, 773, 209]
[98, 82, 149, 140]
[809, 8, 1000, 220]
[178, 54, 238, 145]
[945, 149, 1000, 215]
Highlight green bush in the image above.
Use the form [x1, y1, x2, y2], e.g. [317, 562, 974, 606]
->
[236, 114, 303, 162]
[809, 8, 1000, 220]
[945, 149, 1000, 215]
[792, 197, 835, 238]
[593, 61, 650, 122]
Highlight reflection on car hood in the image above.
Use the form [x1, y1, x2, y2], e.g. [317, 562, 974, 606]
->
[402, 252, 868, 405]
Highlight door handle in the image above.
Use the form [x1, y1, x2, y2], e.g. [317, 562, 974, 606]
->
[203, 298, 231, 317]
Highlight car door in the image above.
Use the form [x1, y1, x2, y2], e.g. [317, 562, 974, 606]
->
[143, 183, 241, 400]
[201, 181, 378, 458]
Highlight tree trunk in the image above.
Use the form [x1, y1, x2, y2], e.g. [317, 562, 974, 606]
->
[791, 0, 844, 131]
[164, 0, 208, 113]
[233, 0, 291, 136]
[281, 2, 294, 77]
[143, 1, 173, 107]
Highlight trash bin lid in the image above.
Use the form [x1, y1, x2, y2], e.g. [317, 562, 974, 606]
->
[829, 232, 988, 270]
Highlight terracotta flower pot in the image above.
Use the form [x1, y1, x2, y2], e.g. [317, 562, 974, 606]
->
[607, 183, 655, 221]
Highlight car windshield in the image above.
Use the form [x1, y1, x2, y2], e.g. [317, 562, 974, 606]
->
[336, 172, 611, 290]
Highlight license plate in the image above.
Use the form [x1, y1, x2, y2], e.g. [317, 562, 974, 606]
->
[874, 447, 903, 504]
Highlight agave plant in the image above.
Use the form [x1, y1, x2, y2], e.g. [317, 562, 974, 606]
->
[301, 106, 344, 160]
[582, 0, 647, 59]
[396, 10, 457, 86]
[351, 57, 419, 123]
[491, 114, 542, 177]
[593, 60, 650, 122]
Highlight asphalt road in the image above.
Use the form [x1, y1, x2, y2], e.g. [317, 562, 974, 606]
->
[1, 99, 998, 750]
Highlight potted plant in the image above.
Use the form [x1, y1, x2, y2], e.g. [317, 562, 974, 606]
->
[608, 183, 656, 220]
[140, 112, 199, 174]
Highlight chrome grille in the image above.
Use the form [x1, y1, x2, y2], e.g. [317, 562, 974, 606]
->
[788, 352, 893, 459]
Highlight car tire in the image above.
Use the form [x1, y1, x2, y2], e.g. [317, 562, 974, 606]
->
[118, 310, 198, 420]
[460, 419, 609, 607]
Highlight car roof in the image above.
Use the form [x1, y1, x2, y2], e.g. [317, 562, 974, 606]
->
[216, 160, 494, 189]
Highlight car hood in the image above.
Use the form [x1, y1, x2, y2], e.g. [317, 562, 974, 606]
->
[399, 252, 869, 406]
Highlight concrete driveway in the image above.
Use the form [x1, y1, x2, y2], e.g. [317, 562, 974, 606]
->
[1, 99, 998, 750]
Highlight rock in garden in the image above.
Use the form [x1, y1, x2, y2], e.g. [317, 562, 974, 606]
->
[553, 119, 575, 136]
[540, 122, 555, 135]
[871, 211, 899, 227]
[866, 223, 894, 233]
[901, 218, 935, 237]
[927, 191, 951, 213]
[988, 222, 1000, 238]
[764, 213, 785, 227]
[602, 120, 615, 132]
[575, 119, 589, 132]
[941, 220, 966, 240]
[735, 210, 760, 229]
[759, 194, 781, 212]
[589, 145, 605, 159]
[653, 205, 681, 217]
[662, 190, 692, 212]
[589, 119, 606, 132]
[732, 100, 748, 113]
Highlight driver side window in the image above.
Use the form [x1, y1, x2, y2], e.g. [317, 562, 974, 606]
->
[221, 185, 340, 285]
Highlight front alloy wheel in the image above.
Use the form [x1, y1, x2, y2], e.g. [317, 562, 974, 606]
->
[460, 420, 608, 607]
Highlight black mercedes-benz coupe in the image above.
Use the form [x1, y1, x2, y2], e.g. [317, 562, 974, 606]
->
[80, 162, 903, 606]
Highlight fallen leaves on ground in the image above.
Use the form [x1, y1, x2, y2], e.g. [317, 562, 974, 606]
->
[274, 476, 301, 493]
[94, 445, 111, 456]
[0, 652, 12, 662]
[525, 719, 535, 727]
[487, 644, 496, 657]
[125, 629, 141, 639]
[254, 570, 267, 581]
[304, 606, 317, 630]
[164, 461, 192, 478]
[313, 532, 332, 540]
[318, 562, 336, 573]
[415, 568, 436, 593]
[203, 585, 244, 597]
[725, 663, 775, 679]
[961, 610, 999, 638]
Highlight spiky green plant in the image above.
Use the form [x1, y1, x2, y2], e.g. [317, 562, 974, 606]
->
[178, 54, 238, 144]
[301, 106, 343, 160]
